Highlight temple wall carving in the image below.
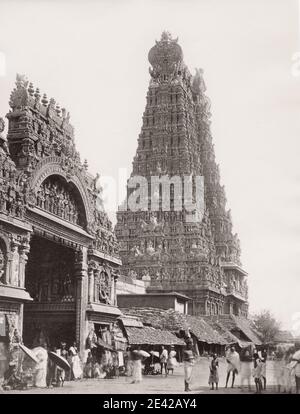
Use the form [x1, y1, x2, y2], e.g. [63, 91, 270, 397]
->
[0, 232, 30, 288]
[0, 74, 121, 359]
[115, 32, 248, 317]
[36, 175, 84, 226]
[87, 259, 118, 307]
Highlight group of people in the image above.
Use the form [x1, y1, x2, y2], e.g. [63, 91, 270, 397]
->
[222, 346, 268, 393]
[273, 346, 300, 394]
[1, 340, 83, 390]
[204, 346, 268, 393]
[206, 345, 300, 394]
[156, 345, 178, 376]
[3, 335, 300, 394]
[181, 344, 269, 393]
[46, 341, 83, 388]
[34, 341, 83, 389]
[125, 345, 179, 383]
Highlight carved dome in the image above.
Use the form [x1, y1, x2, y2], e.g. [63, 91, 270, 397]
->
[148, 31, 183, 78]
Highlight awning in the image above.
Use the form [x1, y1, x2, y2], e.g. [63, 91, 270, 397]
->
[86, 303, 122, 316]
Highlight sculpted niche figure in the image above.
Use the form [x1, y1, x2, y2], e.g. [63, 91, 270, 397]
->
[0, 245, 6, 284]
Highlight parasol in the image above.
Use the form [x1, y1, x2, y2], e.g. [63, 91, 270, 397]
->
[96, 337, 115, 352]
[150, 351, 159, 358]
[287, 360, 298, 370]
[48, 352, 71, 371]
[292, 350, 300, 361]
[133, 350, 150, 358]
[19, 344, 39, 364]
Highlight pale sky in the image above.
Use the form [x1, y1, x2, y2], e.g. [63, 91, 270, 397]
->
[0, 0, 299, 331]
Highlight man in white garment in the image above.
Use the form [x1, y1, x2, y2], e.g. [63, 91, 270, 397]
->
[225, 346, 240, 388]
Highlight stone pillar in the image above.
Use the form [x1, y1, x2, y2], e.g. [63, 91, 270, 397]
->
[75, 247, 88, 360]
[18, 243, 29, 288]
[88, 267, 94, 304]
[205, 300, 209, 316]
[19, 304, 24, 337]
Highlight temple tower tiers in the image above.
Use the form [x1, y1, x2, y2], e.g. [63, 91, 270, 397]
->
[115, 32, 248, 317]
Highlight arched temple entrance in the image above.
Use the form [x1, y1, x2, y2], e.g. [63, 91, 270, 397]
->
[23, 235, 76, 348]
[21, 170, 89, 349]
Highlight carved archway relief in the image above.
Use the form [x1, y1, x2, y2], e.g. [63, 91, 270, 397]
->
[27, 157, 93, 227]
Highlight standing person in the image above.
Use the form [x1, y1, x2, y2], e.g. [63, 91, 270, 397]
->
[112, 351, 119, 378]
[208, 353, 219, 390]
[32, 345, 48, 388]
[283, 348, 294, 393]
[253, 355, 263, 394]
[131, 346, 143, 384]
[84, 350, 93, 379]
[69, 341, 82, 380]
[144, 354, 152, 375]
[292, 355, 300, 394]
[57, 341, 68, 384]
[240, 346, 252, 391]
[125, 347, 133, 380]
[225, 346, 240, 388]
[46, 346, 57, 388]
[183, 343, 195, 392]
[260, 348, 267, 390]
[167, 346, 178, 375]
[160, 346, 168, 376]
[273, 352, 285, 393]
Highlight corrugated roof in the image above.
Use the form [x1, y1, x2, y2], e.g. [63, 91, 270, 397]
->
[125, 326, 185, 346]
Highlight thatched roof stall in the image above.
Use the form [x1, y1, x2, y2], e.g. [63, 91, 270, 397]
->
[118, 314, 184, 347]
[205, 320, 252, 349]
[124, 326, 185, 346]
[205, 315, 262, 346]
[120, 308, 227, 349]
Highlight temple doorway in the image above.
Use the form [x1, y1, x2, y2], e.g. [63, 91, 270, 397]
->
[23, 235, 76, 348]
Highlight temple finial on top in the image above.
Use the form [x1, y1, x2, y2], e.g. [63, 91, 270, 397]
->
[161, 30, 172, 42]
[160, 30, 178, 43]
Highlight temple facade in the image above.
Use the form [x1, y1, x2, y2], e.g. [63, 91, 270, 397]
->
[115, 32, 248, 318]
[0, 75, 121, 371]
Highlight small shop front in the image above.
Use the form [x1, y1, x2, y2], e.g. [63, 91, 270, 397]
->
[84, 306, 128, 378]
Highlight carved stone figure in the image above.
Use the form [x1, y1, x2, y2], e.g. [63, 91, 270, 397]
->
[0, 245, 5, 284]
[97, 271, 111, 304]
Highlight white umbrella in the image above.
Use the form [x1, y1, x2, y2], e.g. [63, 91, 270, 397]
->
[292, 350, 300, 361]
[133, 350, 150, 358]
[19, 344, 39, 364]
[150, 351, 159, 358]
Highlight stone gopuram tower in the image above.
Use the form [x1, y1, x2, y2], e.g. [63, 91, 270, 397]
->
[0, 75, 122, 369]
[115, 32, 248, 317]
